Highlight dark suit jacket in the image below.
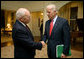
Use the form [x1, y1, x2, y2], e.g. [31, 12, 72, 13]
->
[43, 16, 70, 58]
[12, 20, 42, 58]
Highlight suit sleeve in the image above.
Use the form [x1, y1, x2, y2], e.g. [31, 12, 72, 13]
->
[42, 22, 48, 43]
[13, 28, 42, 50]
[62, 20, 71, 55]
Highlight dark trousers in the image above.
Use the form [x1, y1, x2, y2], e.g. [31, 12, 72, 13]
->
[48, 48, 57, 58]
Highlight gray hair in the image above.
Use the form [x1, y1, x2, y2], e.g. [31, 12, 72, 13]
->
[16, 8, 28, 20]
[46, 4, 57, 12]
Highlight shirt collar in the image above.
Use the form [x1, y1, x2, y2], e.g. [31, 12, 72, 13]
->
[18, 20, 26, 27]
[53, 15, 58, 25]
[53, 15, 58, 22]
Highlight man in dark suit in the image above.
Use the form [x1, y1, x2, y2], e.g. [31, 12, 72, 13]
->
[40, 20, 43, 41]
[12, 8, 45, 58]
[42, 4, 71, 58]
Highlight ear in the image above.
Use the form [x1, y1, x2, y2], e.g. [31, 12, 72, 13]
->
[20, 18, 23, 22]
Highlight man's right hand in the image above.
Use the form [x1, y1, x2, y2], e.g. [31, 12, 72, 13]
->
[40, 41, 45, 48]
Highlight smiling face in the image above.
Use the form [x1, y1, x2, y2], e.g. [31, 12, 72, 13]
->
[46, 4, 57, 20]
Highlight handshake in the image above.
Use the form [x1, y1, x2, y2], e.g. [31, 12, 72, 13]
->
[40, 41, 46, 48]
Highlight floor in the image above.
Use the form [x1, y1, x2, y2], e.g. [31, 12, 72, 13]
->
[1, 33, 83, 58]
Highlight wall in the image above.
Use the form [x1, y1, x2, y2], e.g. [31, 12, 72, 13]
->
[4, 10, 16, 30]
[31, 11, 43, 36]
[58, 1, 83, 24]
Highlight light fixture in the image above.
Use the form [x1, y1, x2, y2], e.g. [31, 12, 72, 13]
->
[41, 13, 43, 15]
[7, 23, 11, 29]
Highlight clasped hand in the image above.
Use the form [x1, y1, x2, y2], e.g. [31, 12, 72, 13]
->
[40, 41, 46, 48]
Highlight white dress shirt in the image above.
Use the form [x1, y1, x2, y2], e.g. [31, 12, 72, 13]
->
[53, 15, 58, 26]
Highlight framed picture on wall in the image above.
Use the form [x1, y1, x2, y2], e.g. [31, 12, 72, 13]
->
[70, 7, 78, 19]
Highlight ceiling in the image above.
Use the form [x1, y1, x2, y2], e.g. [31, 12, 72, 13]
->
[1, 1, 71, 12]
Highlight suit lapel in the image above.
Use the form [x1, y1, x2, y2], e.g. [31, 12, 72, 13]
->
[47, 20, 51, 37]
[25, 26, 34, 38]
[50, 17, 60, 37]
[16, 20, 26, 30]
[16, 20, 34, 38]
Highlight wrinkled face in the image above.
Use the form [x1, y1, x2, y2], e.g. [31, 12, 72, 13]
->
[20, 11, 30, 24]
[46, 8, 56, 20]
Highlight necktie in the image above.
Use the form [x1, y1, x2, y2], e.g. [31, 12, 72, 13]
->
[49, 20, 53, 36]
[26, 25, 31, 32]
[26, 24, 34, 38]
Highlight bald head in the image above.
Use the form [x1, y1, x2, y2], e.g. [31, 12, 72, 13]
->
[16, 8, 30, 20]
[16, 8, 31, 24]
